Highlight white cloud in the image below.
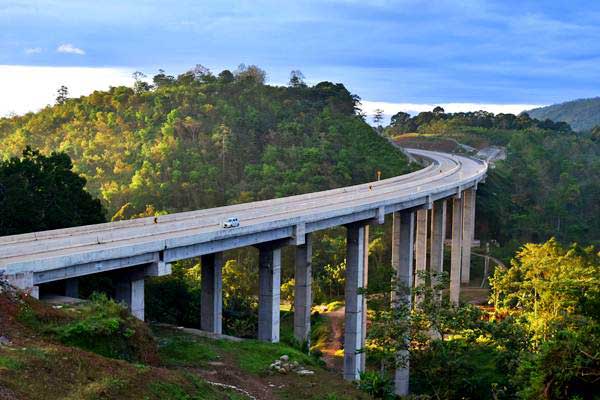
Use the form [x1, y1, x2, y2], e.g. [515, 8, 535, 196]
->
[0, 65, 134, 116]
[24, 47, 42, 54]
[56, 43, 85, 55]
[361, 100, 545, 120]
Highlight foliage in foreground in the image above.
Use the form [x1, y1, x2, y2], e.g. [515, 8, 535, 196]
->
[362, 238, 599, 399]
[491, 239, 600, 399]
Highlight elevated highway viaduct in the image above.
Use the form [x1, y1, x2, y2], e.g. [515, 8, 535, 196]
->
[0, 148, 487, 393]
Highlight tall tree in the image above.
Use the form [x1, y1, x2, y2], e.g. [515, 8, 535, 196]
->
[56, 85, 69, 104]
[373, 108, 385, 127]
[288, 70, 306, 87]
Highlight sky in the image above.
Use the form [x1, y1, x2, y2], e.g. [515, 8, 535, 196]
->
[1, 0, 600, 119]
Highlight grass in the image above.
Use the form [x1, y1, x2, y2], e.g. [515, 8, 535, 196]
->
[152, 325, 370, 400]
[0, 354, 22, 370]
[159, 334, 219, 367]
[155, 325, 316, 375]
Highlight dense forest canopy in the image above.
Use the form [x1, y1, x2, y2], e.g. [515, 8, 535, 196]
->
[386, 108, 572, 135]
[0, 65, 414, 219]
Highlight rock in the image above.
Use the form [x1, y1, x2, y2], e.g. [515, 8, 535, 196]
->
[296, 369, 314, 376]
[0, 336, 11, 346]
[279, 355, 289, 362]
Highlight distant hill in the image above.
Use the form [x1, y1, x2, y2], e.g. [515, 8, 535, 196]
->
[0, 67, 413, 217]
[526, 97, 600, 132]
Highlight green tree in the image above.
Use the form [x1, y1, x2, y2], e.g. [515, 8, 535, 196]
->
[56, 85, 69, 104]
[0, 147, 105, 235]
[491, 239, 600, 399]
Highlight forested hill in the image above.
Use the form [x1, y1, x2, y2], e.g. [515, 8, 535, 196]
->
[527, 97, 600, 132]
[0, 67, 413, 218]
[385, 108, 600, 250]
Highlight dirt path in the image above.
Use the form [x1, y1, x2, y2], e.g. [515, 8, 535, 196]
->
[321, 306, 345, 371]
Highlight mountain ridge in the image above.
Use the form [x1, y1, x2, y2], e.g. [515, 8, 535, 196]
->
[526, 97, 600, 132]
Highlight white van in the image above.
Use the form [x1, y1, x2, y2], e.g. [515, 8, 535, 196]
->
[222, 217, 240, 228]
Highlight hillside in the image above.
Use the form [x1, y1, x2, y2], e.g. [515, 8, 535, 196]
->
[0, 67, 414, 218]
[527, 97, 600, 132]
[0, 283, 368, 400]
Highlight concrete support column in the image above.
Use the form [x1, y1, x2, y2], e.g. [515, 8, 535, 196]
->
[392, 210, 415, 396]
[258, 245, 282, 343]
[294, 233, 312, 346]
[414, 208, 428, 288]
[361, 225, 370, 372]
[115, 270, 145, 320]
[5, 272, 39, 299]
[461, 188, 476, 284]
[343, 222, 368, 381]
[201, 252, 223, 334]
[430, 200, 447, 289]
[450, 196, 463, 304]
[65, 278, 79, 298]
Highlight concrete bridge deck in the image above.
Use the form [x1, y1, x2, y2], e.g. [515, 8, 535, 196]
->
[0, 149, 485, 281]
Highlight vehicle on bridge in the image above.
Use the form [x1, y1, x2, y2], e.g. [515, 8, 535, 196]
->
[222, 217, 240, 228]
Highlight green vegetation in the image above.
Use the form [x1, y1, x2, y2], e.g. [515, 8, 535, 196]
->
[152, 327, 369, 399]
[527, 97, 600, 132]
[386, 108, 600, 251]
[360, 240, 600, 399]
[490, 239, 600, 399]
[0, 147, 105, 236]
[1, 65, 598, 399]
[0, 66, 413, 218]
[0, 289, 260, 399]
[18, 292, 159, 364]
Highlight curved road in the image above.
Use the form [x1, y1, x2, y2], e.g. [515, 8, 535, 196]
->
[0, 149, 487, 281]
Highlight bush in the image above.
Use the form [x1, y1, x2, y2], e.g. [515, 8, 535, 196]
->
[50, 293, 159, 363]
[514, 324, 600, 400]
[358, 371, 395, 400]
[411, 339, 512, 400]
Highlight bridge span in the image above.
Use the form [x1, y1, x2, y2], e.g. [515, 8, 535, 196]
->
[0, 148, 487, 388]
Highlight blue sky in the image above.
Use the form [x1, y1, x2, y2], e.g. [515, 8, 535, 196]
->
[1, 0, 600, 117]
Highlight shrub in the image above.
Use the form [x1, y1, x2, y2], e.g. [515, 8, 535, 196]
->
[358, 371, 395, 400]
[50, 293, 159, 363]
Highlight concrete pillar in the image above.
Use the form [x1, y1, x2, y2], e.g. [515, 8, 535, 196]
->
[258, 245, 282, 343]
[414, 208, 428, 288]
[294, 233, 312, 346]
[450, 196, 463, 304]
[343, 222, 368, 381]
[361, 225, 369, 372]
[5, 272, 39, 299]
[392, 210, 414, 396]
[115, 270, 145, 320]
[65, 278, 79, 298]
[201, 252, 223, 334]
[430, 200, 447, 292]
[461, 188, 476, 284]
